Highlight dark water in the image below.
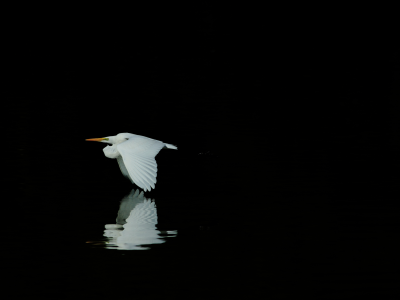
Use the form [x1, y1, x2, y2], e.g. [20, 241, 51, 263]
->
[10, 140, 400, 298]
[7, 7, 400, 299]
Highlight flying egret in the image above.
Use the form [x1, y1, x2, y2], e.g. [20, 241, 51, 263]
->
[86, 133, 177, 191]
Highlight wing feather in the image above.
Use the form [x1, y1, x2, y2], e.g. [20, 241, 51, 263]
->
[138, 171, 152, 191]
[133, 157, 157, 176]
[131, 162, 157, 185]
[127, 165, 147, 190]
[133, 157, 158, 173]
[117, 136, 165, 191]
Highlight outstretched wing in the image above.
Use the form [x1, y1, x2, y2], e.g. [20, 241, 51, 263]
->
[117, 136, 165, 191]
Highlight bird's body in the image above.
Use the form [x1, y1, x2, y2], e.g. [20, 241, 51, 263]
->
[86, 133, 177, 191]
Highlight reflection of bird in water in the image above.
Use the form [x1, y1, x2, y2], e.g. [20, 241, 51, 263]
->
[86, 133, 177, 191]
[104, 189, 177, 250]
[116, 189, 147, 225]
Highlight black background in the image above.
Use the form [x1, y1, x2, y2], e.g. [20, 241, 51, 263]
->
[6, 4, 400, 299]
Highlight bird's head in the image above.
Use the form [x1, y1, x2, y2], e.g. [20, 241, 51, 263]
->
[86, 133, 130, 145]
[86, 136, 116, 144]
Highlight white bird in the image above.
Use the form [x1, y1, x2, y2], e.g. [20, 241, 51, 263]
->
[86, 133, 177, 191]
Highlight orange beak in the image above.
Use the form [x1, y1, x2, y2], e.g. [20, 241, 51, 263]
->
[86, 138, 106, 142]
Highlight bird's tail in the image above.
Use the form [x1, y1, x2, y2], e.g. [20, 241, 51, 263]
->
[164, 143, 178, 150]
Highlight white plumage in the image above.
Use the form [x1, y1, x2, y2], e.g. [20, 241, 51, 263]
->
[86, 133, 177, 191]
